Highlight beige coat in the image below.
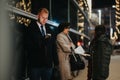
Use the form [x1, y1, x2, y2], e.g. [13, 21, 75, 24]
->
[56, 32, 75, 80]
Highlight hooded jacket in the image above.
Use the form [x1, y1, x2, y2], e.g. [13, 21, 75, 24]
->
[90, 34, 113, 80]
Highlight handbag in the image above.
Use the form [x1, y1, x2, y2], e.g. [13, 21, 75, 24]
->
[56, 36, 85, 71]
[69, 53, 85, 71]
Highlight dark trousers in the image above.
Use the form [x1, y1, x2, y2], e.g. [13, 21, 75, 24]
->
[92, 78, 106, 80]
[87, 60, 92, 80]
[29, 67, 53, 80]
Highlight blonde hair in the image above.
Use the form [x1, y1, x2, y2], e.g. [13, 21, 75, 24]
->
[37, 8, 49, 15]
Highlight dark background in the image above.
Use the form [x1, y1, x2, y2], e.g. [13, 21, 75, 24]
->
[2, 0, 116, 80]
[92, 0, 115, 9]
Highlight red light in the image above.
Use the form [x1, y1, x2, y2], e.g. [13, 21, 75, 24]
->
[77, 42, 81, 46]
[77, 41, 83, 46]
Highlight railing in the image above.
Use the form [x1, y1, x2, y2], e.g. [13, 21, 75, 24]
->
[6, 5, 90, 40]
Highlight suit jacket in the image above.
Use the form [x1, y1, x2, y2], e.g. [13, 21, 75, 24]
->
[25, 20, 57, 68]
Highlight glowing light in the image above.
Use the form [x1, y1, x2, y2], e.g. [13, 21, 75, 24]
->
[115, 0, 120, 34]
[9, 0, 31, 26]
[77, 41, 83, 46]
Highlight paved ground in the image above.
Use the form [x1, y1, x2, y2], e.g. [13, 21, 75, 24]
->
[73, 55, 120, 80]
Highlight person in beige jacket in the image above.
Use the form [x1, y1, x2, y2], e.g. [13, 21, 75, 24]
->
[56, 22, 76, 80]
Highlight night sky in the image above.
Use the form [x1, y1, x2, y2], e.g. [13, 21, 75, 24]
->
[92, 0, 116, 9]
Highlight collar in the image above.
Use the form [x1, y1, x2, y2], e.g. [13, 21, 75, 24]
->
[37, 21, 42, 27]
[36, 21, 46, 35]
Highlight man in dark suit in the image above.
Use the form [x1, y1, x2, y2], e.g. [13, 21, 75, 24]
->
[25, 8, 57, 80]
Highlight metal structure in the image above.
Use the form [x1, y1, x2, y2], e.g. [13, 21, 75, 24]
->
[7, 4, 90, 40]
[70, 0, 93, 27]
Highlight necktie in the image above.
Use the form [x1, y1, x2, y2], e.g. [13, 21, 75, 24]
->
[41, 26, 45, 36]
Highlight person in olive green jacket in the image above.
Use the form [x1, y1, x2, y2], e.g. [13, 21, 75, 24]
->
[88, 25, 113, 80]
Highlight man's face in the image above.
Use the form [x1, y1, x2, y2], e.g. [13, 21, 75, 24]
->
[38, 12, 48, 25]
